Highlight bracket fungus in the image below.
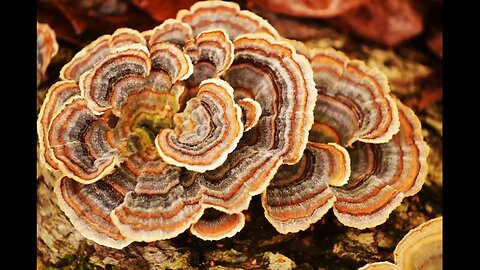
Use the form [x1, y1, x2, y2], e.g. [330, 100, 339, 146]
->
[357, 217, 442, 270]
[37, 0, 429, 249]
[37, 22, 58, 87]
[394, 217, 442, 270]
[262, 47, 428, 232]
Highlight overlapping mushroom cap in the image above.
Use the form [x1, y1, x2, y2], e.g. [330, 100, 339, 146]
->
[38, 1, 317, 248]
[37, 0, 429, 249]
[262, 47, 429, 232]
[37, 22, 58, 87]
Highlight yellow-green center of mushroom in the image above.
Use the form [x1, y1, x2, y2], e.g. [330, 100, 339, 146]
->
[109, 89, 180, 157]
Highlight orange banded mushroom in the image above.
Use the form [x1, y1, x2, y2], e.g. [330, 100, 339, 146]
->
[262, 99, 428, 232]
[148, 19, 193, 47]
[37, 22, 58, 87]
[262, 142, 350, 233]
[309, 48, 399, 146]
[190, 209, 246, 241]
[331, 99, 429, 229]
[38, 81, 81, 174]
[54, 166, 137, 249]
[177, 0, 280, 40]
[60, 28, 146, 81]
[47, 97, 120, 183]
[225, 33, 317, 164]
[156, 79, 243, 172]
[237, 98, 262, 131]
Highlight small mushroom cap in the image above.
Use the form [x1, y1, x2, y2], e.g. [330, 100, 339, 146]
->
[309, 48, 399, 146]
[110, 166, 206, 242]
[237, 98, 262, 131]
[332, 99, 429, 229]
[60, 29, 146, 81]
[37, 81, 80, 171]
[394, 217, 442, 270]
[184, 29, 234, 81]
[262, 142, 350, 234]
[47, 97, 119, 183]
[251, 0, 370, 18]
[37, 22, 59, 87]
[180, 29, 234, 110]
[156, 79, 243, 172]
[80, 44, 151, 113]
[149, 19, 193, 47]
[190, 209, 245, 241]
[358, 262, 401, 270]
[177, 0, 280, 40]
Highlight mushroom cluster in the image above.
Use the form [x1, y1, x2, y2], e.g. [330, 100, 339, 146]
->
[37, 1, 429, 249]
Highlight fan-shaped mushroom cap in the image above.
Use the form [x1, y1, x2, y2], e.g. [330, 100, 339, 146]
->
[156, 79, 243, 172]
[177, 0, 280, 40]
[37, 22, 58, 87]
[47, 97, 120, 183]
[38, 81, 81, 172]
[149, 19, 193, 47]
[262, 142, 350, 233]
[60, 29, 147, 81]
[394, 217, 442, 270]
[332, 100, 429, 229]
[309, 48, 399, 146]
[54, 167, 137, 249]
[225, 33, 317, 165]
[190, 209, 245, 240]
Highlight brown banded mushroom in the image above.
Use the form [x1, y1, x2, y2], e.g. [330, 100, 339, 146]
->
[60, 28, 147, 81]
[331, 99, 429, 229]
[37, 22, 58, 87]
[148, 19, 193, 46]
[309, 48, 399, 146]
[55, 166, 137, 249]
[190, 209, 246, 241]
[37, 81, 81, 177]
[110, 32, 317, 242]
[176, 0, 280, 40]
[156, 79, 243, 172]
[394, 217, 442, 270]
[38, 0, 429, 249]
[237, 98, 262, 131]
[258, 44, 427, 233]
[179, 29, 234, 110]
[262, 142, 350, 233]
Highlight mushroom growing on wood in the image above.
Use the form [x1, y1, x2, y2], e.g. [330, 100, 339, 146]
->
[38, 1, 317, 248]
[394, 217, 442, 270]
[37, 0, 429, 249]
[357, 217, 442, 270]
[261, 46, 428, 233]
